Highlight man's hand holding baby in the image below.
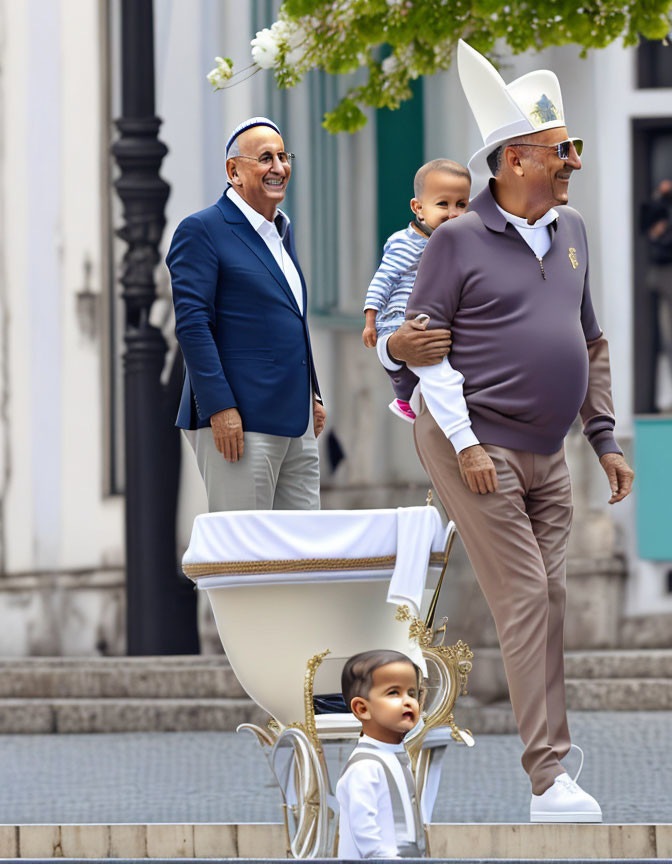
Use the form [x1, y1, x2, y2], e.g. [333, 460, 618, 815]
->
[387, 317, 452, 366]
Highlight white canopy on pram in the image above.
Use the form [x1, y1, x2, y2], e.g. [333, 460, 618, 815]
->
[183, 506, 449, 617]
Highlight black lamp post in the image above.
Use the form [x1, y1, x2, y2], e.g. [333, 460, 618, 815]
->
[112, 0, 199, 654]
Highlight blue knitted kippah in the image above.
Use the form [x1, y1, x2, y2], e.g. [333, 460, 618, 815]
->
[225, 117, 281, 156]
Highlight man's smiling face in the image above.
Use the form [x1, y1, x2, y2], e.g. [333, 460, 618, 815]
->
[226, 127, 291, 215]
[511, 126, 582, 209]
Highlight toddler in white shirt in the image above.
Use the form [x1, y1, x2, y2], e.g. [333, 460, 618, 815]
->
[336, 649, 426, 858]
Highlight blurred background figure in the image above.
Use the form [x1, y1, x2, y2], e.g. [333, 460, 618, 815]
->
[641, 178, 672, 411]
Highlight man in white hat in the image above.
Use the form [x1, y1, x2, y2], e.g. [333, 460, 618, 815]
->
[396, 42, 634, 822]
[167, 117, 326, 511]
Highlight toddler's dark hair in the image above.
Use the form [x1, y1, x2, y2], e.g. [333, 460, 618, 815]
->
[341, 649, 421, 711]
[413, 159, 470, 198]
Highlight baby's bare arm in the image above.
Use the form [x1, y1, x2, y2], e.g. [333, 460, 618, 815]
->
[362, 309, 378, 347]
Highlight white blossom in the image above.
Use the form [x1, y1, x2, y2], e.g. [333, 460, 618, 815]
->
[251, 28, 281, 69]
[382, 54, 399, 75]
[285, 23, 309, 68]
[271, 18, 292, 40]
[286, 46, 307, 68]
[206, 56, 233, 90]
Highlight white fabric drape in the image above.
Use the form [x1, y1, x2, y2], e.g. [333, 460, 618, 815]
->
[183, 507, 448, 616]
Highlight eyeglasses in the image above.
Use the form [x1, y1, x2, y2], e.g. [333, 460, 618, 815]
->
[232, 151, 295, 166]
[509, 137, 583, 160]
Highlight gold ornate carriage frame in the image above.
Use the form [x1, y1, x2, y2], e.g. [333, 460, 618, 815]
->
[237, 517, 475, 859]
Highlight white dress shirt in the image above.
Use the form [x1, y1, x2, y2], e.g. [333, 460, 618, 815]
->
[226, 186, 319, 418]
[226, 186, 304, 315]
[336, 735, 416, 859]
[406, 205, 559, 453]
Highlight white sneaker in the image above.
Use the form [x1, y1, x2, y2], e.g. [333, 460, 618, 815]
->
[530, 772, 602, 823]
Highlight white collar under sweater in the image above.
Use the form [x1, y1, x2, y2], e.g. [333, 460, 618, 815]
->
[494, 201, 558, 259]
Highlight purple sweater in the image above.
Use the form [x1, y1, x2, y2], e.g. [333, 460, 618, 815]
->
[406, 183, 620, 457]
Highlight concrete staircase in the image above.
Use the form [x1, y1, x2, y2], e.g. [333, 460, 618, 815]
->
[565, 648, 672, 709]
[457, 647, 672, 734]
[0, 656, 266, 734]
[0, 649, 669, 734]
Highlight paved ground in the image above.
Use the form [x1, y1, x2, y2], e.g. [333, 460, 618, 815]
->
[0, 712, 669, 825]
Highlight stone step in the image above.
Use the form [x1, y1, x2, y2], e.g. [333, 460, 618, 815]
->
[0, 695, 513, 735]
[620, 612, 672, 649]
[0, 822, 669, 860]
[0, 697, 268, 734]
[468, 648, 672, 705]
[462, 676, 672, 723]
[567, 648, 672, 678]
[0, 656, 245, 699]
[456, 698, 518, 735]
[0, 652, 668, 735]
[3, 649, 670, 699]
[566, 677, 672, 710]
[0, 695, 511, 736]
[456, 678, 672, 734]
[473, 647, 672, 679]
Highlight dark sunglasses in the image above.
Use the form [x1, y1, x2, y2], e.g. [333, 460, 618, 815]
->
[509, 137, 583, 160]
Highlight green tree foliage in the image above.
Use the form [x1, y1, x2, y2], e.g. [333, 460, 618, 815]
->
[230, 0, 671, 132]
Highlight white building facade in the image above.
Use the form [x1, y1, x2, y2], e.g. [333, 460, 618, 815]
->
[0, 0, 669, 655]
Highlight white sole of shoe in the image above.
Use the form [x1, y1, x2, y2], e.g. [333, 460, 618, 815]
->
[530, 811, 602, 823]
[388, 400, 415, 423]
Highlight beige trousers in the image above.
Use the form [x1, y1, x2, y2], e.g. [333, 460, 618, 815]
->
[414, 402, 573, 795]
[185, 422, 320, 513]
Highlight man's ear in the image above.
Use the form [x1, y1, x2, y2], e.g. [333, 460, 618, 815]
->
[410, 197, 423, 220]
[226, 158, 242, 186]
[350, 696, 371, 721]
[504, 145, 525, 177]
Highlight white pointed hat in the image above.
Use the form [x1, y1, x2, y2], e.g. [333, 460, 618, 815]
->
[457, 40, 566, 193]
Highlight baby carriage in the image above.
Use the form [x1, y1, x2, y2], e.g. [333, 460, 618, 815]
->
[183, 501, 474, 858]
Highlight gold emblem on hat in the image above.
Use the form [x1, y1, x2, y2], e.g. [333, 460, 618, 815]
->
[530, 94, 559, 126]
[568, 247, 579, 269]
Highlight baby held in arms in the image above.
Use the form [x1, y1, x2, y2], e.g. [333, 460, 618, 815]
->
[362, 160, 470, 423]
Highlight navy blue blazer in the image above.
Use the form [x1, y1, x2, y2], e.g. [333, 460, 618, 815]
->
[167, 192, 321, 436]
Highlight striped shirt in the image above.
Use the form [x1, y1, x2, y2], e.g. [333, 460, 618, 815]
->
[364, 224, 427, 334]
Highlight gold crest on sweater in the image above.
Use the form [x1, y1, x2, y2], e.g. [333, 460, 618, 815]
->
[568, 247, 579, 269]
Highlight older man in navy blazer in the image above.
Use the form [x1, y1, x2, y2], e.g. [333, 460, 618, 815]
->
[167, 117, 326, 511]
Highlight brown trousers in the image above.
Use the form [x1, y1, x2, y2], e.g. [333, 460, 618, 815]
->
[414, 402, 573, 795]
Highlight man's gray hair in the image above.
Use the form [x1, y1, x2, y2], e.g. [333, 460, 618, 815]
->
[487, 134, 540, 177]
[225, 139, 242, 185]
[487, 145, 505, 177]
